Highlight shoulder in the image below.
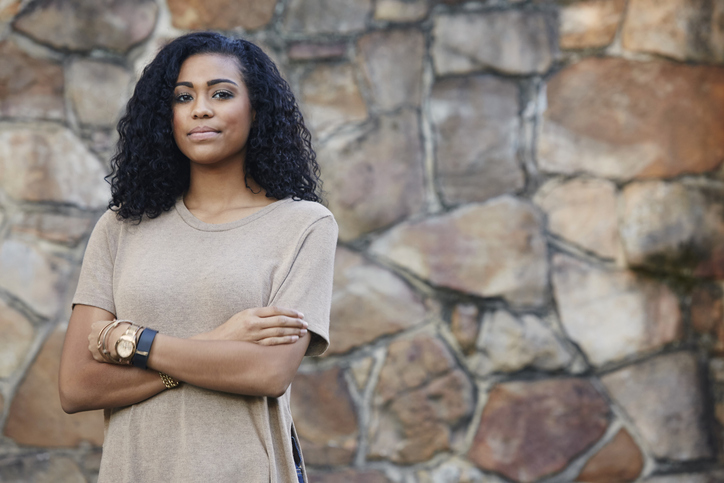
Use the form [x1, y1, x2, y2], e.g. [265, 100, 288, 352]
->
[275, 199, 337, 230]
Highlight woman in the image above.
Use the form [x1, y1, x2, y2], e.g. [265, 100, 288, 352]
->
[58, 32, 337, 483]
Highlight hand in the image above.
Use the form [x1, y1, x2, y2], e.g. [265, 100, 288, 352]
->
[87, 320, 127, 363]
[200, 306, 307, 346]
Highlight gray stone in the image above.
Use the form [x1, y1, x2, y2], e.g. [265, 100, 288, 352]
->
[417, 457, 508, 483]
[283, 0, 371, 34]
[369, 197, 548, 307]
[317, 110, 425, 241]
[432, 10, 557, 75]
[66, 59, 131, 127]
[11, 212, 93, 246]
[0, 455, 86, 483]
[552, 254, 682, 366]
[288, 42, 346, 61]
[0, 299, 34, 378]
[601, 352, 713, 460]
[430, 75, 524, 205]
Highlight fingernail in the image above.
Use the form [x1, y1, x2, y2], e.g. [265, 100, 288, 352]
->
[302, 321, 308, 328]
[300, 329, 307, 335]
[292, 335, 299, 341]
[298, 312, 304, 318]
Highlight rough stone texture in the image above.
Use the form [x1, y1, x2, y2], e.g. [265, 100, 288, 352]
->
[0, 124, 109, 209]
[450, 303, 480, 355]
[0, 299, 34, 378]
[711, 358, 724, 429]
[283, 0, 371, 34]
[4, 326, 104, 447]
[308, 469, 393, 483]
[11, 212, 93, 246]
[0, 40, 64, 120]
[538, 58, 724, 180]
[534, 178, 621, 260]
[288, 42, 346, 60]
[0, 455, 86, 483]
[576, 428, 644, 482]
[350, 356, 374, 390]
[622, 0, 724, 62]
[643, 474, 724, 483]
[299, 62, 367, 139]
[290, 367, 358, 465]
[13, 0, 158, 53]
[601, 351, 713, 460]
[369, 197, 548, 307]
[317, 110, 425, 241]
[619, 181, 724, 278]
[560, 0, 626, 49]
[167, 0, 277, 30]
[368, 334, 474, 464]
[66, 59, 131, 127]
[357, 29, 424, 110]
[374, 0, 428, 22]
[552, 254, 682, 366]
[432, 10, 557, 75]
[0, 239, 72, 318]
[468, 310, 572, 376]
[468, 378, 610, 483]
[430, 75, 523, 205]
[328, 247, 426, 355]
[692, 284, 724, 354]
[417, 457, 508, 483]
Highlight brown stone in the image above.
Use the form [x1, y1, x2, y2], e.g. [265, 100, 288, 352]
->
[4, 326, 104, 447]
[66, 59, 131, 127]
[368, 334, 474, 464]
[576, 428, 644, 482]
[468, 310, 572, 376]
[468, 378, 610, 483]
[601, 351, 713, 460]
[328, 247, 426, 355]
[538, 58, 724, 180]
[350, 356, 374, 390]
[374, 0, 428, 21]
[552, 254, 682, 366]
[430, 75, 524, 205]
[451, 303, 480, 355]
[308, 469, 393, 483]
[290, 367, 358, 465]
[369, 197, 548, 307]
[299, 62, 367, 139]
[283, 0, 371, 34]
[0, 124, 109, 209]
[619, 180, 724, 278]
[534, 178, 621, 260]
[168, 0, 276, 30]
[317, 110, 425, 241]
[560, 0, 626, 49]
[11, 212, 93, 246]
[288, 42, 347, 60]
[622, 0, 724, 62]
[357, 29, 424, 109]
[0, 0, 22, 21]
[0, 300, 34, 378]
[432, 10, 557, 75]
[0, 455, 86, 483]
[0, 40, 64, 120]
[692, 284, 724, 354]
[13, 0, 157, 53]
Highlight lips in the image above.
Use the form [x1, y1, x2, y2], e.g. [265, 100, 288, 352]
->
[187, 126, 220, 141]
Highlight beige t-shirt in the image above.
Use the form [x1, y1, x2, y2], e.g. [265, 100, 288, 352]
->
[72, 197, 337, 483]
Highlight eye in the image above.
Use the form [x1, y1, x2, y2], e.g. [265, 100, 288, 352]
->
[212, 90, 234, 100]
[174, 93, 193, 103]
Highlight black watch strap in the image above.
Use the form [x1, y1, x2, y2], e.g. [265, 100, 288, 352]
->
[132, 328, 157, 370]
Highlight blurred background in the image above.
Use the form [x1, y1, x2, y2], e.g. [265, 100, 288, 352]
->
[0, 0, 723, 481]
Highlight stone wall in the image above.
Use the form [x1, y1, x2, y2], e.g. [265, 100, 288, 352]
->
[0, 0, 723, 481]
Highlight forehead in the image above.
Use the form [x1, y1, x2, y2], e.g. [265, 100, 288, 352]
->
[176, 53, 244, 84]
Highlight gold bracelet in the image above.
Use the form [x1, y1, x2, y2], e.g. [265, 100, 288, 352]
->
[159, 372, 180, 389]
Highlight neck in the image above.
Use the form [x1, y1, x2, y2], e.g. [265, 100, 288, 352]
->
[183, 160, 269, 211]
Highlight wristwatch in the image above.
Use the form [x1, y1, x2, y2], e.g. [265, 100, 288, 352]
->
[132, 328, 158, 370]
[115, 323, 142, 364]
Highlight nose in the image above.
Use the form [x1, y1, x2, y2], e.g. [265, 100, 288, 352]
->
[191, 97, 213, 119]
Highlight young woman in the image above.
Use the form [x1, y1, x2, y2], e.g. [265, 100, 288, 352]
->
[58, 32, 337, 483]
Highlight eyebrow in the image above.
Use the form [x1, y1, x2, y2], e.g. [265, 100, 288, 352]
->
[174, 78, 238, 88]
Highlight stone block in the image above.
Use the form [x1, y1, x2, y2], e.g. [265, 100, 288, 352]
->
[642, 474, 724, 483]
[350, 356, 374, 390]
[4, 326, 104, 447]
[308, 469, 392, 483]
[0, 40, 64, 120]
[417, 457, 508, 483]
[468, 378, 609, 483]
[291, 367, 358, 465]
[552, 254, 682, 366]
[369, 197, 548, 307]
[619, 180, 724, 278]
[538, 58, 724, 180]
[288, 42, 346, 61]
[692, 284, 724, 354]
[450, 303, 479, 355]
[601, 351, 713, 460]
[13, 0, 157, 53]
[560, 0, 626, 49]
[0, 455, 86, 483]
[374, 0, 428, 21]
[368, 334, 474, 464]
[168, 0, 276, 30]
[66, 59, 131, 127]
[317, 110, 425, 241]
[0, 124, 109, 209]
[283, 0, 371, 34]
[430, 75, 523, 205]
[432, 10, 557, 75]
[468, 310, 572, 376]
[357, 29, 424, 110]
[534, 178, 621, 260]
[328, 247, 426, 355]
[0, 300, 34, 378]
[575, 428, 643, 482]
[11, 212, 93, 246]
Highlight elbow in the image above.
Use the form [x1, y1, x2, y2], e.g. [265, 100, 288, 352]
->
[59, 382, 82, 414]
[263, 369, 295, 399]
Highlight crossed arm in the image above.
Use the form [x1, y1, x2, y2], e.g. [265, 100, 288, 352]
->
[58, 304, 310, 414]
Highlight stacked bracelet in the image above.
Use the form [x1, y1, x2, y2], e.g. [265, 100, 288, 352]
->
[159, 372, 180, 389]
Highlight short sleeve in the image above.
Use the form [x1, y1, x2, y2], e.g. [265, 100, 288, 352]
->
[72, 211, 118, 315]
[269, 215, 338, 356]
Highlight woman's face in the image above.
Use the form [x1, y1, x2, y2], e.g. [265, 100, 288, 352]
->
[172, 53, 254, 168]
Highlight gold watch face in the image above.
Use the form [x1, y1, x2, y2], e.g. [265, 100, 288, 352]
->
[117, 338, 135, 359]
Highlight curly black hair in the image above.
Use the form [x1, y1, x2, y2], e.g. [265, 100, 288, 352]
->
[107, 31, 321, 221]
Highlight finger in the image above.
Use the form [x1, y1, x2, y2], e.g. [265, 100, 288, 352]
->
[258, 335, 300, 346]
[256, 306, 304, 319]
[251, 316, 307, 330]
[259, 327, 308, 339]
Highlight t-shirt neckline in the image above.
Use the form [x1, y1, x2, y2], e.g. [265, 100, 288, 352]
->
[174, 196, 291, 232]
